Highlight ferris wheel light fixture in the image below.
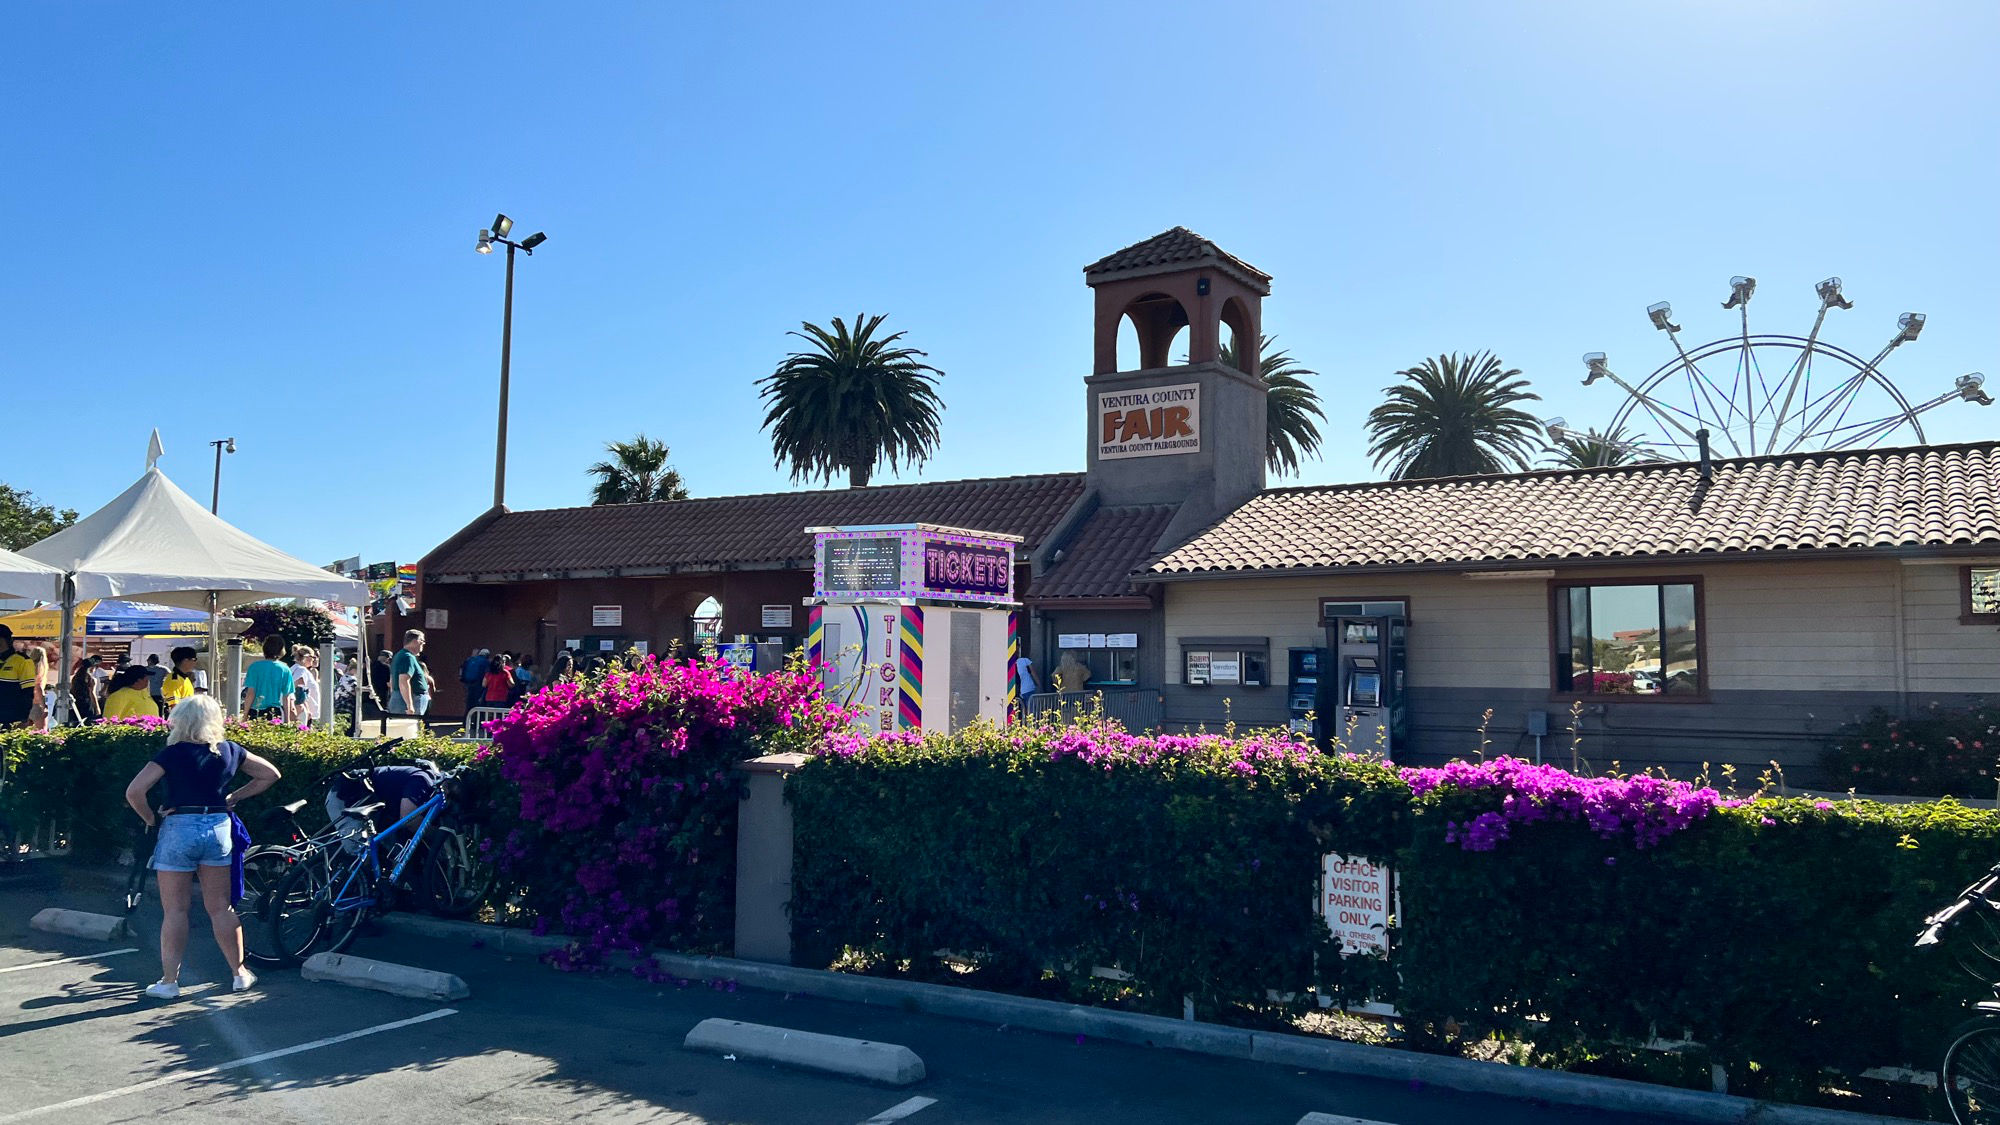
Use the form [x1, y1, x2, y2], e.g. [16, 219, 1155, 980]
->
[1957, 373, 1993, 406]
[1723, 276, 1757, 309]
[1896, 312, 1927, 343]
[1647, 302, 1680, 332]
[1543, 416, 1570, 439]
[1581, 352, 1611, 384]
[1816, 276, 1854, 310]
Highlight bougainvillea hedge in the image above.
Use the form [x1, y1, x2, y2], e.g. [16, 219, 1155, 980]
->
[1396, 758, 1998, 1093]
[787, 723, 1413, 1015]
[475, 657, 845, 968]
[0, 719, 471, 861]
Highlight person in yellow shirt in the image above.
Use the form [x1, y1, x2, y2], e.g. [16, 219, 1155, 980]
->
[103, 667, 160, 720]
[159, 646, 200, 709]
[0, 626, 37, 728]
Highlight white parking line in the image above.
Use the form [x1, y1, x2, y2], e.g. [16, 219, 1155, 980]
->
[0, 1007, 458, 1123]
[0, 949, 138, 974]
[860, 1096, 938, 1123]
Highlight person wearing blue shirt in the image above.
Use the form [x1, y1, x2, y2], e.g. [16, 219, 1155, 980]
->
[240, 636, 295, 723]
[389, 629, 431, 718]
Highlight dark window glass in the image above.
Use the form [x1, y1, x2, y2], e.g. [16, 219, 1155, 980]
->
[1554, 582, 1700, 696]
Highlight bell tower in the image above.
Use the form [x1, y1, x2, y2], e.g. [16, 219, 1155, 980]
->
[1082, 227, 1271, 542]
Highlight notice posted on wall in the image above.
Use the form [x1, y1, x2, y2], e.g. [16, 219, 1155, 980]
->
[1323, 853, 1393, 956]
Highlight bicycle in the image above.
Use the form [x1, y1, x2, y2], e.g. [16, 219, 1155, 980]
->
[259, 745, 490, 965]
[1917, 860, 2000, 1123]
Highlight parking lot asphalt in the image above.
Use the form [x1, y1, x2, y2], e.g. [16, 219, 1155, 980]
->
[0, 860, 1687, 1125]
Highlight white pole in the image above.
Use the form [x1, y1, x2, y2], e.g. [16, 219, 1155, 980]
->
[318, 642, 336, 727]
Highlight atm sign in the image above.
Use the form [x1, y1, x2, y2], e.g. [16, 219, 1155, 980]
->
[1097, 383, 1200, 460]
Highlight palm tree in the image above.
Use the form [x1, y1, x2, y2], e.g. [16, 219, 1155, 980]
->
[587, 434, 690, 505]
[1365, 352, 1543, 479]
[758, 314, 944, 487]
[1219, 334, 1326, 477]
[1544, 423, 1648, 469]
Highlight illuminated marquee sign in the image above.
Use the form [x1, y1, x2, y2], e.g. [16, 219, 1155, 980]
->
[810, 524, 1020, 606]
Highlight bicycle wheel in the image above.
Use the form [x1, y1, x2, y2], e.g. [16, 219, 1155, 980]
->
[421, 826, 496, 918]
[265, 857, 374, 966]
[1942, 1017, 2000, 1124]
[238, 845, 306, 965]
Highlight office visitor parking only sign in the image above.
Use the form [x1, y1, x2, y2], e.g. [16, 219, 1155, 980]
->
[1323, 853, 1393, 956]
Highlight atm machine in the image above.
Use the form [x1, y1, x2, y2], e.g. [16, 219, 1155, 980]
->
[1321, 615, 1407, 756]
[1287, 646, 1327, 737]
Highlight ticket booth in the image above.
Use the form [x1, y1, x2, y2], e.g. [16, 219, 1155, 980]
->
[805, 524, 1023, 736]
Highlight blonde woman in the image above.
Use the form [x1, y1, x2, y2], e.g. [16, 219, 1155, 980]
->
[122, 695, 281, 999]
[24, 645, 50, 730]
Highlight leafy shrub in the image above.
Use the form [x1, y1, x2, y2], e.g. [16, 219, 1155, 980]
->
[0, 719, 469, 861]
[1397, 769, 1997, 1097]
[233, 601, 337, 650]
[789, 722, 1410, 1016]
[1822, 703, 2000, 797]
[477, 656, 843, 968]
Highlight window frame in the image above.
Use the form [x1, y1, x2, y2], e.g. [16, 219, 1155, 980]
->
[1178, 635, 1271, 689]
[1319, 597, 1413, 626]
[1546, 575, 1708, 704]
[1961, 565, 2000, 625]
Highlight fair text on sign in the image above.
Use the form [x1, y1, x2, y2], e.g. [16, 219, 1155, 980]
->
[1097, 383, 1200, 460]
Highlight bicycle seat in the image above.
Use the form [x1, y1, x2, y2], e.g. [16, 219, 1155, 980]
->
[279, 799, 307, 817]
[347, 801, 385, 819]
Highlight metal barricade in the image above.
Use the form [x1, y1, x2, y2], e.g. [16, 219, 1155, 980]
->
[1020, 688, 1163, 733]
[454, 706, 512, 743]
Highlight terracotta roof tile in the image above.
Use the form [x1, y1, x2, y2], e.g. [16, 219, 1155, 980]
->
[1029, 505, 1178, 599]
[427, 473, 1085, 579]
[1150, 442, 2000, 577]
[1082, 227, 1271, 284]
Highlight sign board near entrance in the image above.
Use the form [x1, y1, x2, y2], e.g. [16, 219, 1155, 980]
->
[592, 605, 622, 628]
[1323, 853, 1393, 956]
[761, 604, 794, 629]
[809, 524, 1022, 606]
[1097, 382, 1200, 460]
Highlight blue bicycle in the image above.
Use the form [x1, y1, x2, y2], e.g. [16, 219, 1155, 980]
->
[260, 745, 490, 965]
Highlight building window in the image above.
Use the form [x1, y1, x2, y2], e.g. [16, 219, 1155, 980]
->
[1963, 566, 2000, 624]
[1320, 598, 1410, 623]
[1180, 636, 1270, 688]
[1052, 644, 1139, 690]
[1552, 580, 1702, 698]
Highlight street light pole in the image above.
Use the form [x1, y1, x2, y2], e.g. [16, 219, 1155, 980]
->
[208, 437, 236, 514]
[495, 239, 515, 511]
[476, 215, 546, 511]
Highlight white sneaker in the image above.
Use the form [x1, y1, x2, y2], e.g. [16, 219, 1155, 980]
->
[231, 967, 257, 992]
[144, 979, 180, 1001]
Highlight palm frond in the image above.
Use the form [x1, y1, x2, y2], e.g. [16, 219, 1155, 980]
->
[1364, 351, 1543, 480]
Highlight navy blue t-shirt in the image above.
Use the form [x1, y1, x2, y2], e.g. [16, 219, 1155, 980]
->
[335, 765, 438, 811]
[151, 740, 243, 809]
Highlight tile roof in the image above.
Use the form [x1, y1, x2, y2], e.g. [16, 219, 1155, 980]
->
[1149, 442, 2000, 577]
[426, 473, 1086, 579]
[1030, 504, 1179, 599]
[1083, 227, 1271, 285]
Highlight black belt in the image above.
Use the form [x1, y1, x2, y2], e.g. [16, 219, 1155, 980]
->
[166, 806, 229, 815]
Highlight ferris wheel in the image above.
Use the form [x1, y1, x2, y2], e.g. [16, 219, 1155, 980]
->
[1553, 276, 1991, 461]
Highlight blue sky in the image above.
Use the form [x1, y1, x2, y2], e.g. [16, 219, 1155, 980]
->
[4, 1, 1996, 567]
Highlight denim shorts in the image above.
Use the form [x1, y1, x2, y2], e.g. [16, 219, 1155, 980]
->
[151, 812, 232, 872]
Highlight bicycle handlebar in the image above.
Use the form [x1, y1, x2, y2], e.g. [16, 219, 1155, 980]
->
[1913, 861, 2000, 949]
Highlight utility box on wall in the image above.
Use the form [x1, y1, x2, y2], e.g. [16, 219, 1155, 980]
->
[804, 524, 1024, 736]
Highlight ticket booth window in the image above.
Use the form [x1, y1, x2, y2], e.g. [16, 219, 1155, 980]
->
[1052, 633, 1140, 690]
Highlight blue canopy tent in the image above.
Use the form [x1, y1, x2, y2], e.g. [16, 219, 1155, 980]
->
[0, 598, 216, 638]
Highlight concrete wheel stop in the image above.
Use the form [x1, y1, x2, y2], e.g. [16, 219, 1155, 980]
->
[301, 951, 471, 1001]
[684, 1017, 926, 1085]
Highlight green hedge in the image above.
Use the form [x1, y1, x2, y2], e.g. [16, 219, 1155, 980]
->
[0, 721, 473, 861]
[789, 724, 1410, 1015]
[1396, 789, 1997, 1096]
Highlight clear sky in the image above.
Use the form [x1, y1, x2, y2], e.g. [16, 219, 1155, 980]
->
[4, 1, 1996, 568]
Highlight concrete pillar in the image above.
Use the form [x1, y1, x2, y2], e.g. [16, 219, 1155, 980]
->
[733, 752, 806, 964]
[224, 639, 244, 717]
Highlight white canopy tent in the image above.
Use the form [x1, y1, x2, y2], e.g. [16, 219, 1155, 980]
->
[21, 461, 367, 723]
[0, 549, 67, 603]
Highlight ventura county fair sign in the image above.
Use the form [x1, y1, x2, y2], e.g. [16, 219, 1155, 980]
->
[1097, 382, 1200, 460]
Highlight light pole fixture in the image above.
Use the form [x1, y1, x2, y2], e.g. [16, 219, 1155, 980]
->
[208, 437, 237, 514]
[475, 213, 548, 510]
